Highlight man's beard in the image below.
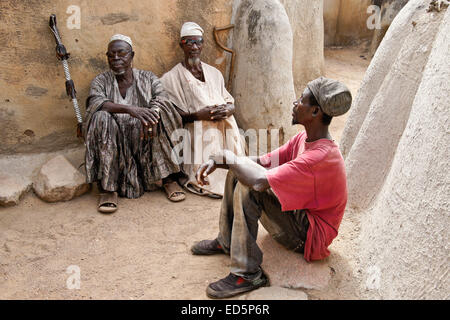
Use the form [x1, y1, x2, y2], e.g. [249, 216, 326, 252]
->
[187, 57, 201, 68]
[111, 68, 126, 76]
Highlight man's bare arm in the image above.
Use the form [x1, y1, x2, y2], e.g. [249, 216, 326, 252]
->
[197, 150, 270, 192]
[248, 156, 262, 165]
[227, 153, 269, 192]
[100, 101, 160, 139]
[101, 102, 159, 124]
[173, 105, 196, 123]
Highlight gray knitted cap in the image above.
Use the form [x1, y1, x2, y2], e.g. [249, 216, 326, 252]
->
[307, 77, 352, 117]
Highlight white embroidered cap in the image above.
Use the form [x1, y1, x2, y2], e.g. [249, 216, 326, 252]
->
[109, 34, 133, 48]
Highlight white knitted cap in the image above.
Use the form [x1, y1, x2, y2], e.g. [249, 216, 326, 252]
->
[180, 22, 204, 38]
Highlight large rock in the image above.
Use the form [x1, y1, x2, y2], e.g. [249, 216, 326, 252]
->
[231, 0, 297, 148]
[0, 175, 31, 206]
[257, 227, 332, 290]
[239, 286, 308, 300]
[33, 155, 90, 202]
[341, 1, 450, 299]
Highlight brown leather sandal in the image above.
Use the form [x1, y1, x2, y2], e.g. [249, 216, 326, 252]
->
[163, 181, 186, 202]
[98, 192, 118, 214]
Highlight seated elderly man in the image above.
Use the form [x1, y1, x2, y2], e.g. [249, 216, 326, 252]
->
[161, 22, 245, 198]
[192, 77, 352, 299]
[84, 34, 186, 213]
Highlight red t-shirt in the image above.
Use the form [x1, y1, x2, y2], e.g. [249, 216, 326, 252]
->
[259, 131, 347, 261]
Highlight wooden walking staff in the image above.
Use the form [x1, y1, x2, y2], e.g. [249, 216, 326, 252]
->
[213, 25, 235, 92]
[49, 14, 84, 138]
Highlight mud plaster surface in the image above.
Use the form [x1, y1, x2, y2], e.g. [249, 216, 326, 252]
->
[340, 2, 449, 300]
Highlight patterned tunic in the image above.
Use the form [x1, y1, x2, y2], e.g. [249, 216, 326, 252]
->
[83, 69, 184, 199]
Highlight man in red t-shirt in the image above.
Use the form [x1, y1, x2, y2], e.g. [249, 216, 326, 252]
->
[192, 77, 352, 299]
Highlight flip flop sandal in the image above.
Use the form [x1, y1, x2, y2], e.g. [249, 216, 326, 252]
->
[163, 181, 186, 202]
[98, 192, 118, 214]
[206, 193, 223, 199]
[184, 182, 222, 199]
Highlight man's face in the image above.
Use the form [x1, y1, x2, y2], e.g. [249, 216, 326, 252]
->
[106, 40, 134, 75]
[180, 36, 204, 60]
[292, 88, 315, 125]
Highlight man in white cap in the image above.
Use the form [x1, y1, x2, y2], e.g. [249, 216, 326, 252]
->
[84, 34, 187, 213]
[192, 77, 352, 299]
[161, 22, 245, 199]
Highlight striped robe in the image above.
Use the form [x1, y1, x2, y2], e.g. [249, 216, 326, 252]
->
[83, 69, 184, 199]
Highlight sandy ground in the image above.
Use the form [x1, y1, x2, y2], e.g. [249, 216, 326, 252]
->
[0, 46, 371, 300]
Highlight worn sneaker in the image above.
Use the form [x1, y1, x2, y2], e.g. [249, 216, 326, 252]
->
[206, 272, 269, 299]
[191, 239, 226, 255]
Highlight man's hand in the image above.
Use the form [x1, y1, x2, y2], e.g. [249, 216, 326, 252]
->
[127, 107, 160, 140]
[196, 150, 231, 185]
[195, 104, 234, 121]
[210, 104, 234, 121]
[195, 105, 218, 121]
[196, 159, 217, 186]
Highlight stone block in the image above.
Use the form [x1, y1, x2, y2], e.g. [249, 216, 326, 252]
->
[0, 175, 31, 206]
[33, 155, 90, 203]
[257, 227, 332, 290]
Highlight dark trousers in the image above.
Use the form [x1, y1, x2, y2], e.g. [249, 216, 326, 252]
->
[217, 171, 309, 280]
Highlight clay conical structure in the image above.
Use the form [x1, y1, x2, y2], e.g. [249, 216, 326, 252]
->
[230, 0, 324, 149]
[341, 0, 449, 299]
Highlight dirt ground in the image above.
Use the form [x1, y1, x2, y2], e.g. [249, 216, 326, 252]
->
[0, 46, 371, 300]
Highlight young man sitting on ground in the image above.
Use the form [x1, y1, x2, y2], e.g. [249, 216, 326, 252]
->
[192, 77, 352, 299]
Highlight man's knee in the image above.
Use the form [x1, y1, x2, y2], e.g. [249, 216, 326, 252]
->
[88, 111, 117, 133]
[248, 187, 270, 209]
[91, 110, 113, 123]
[225, 169, 237, 186]
[237, 182, 263, 219]
[234, 181, 267, 209]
